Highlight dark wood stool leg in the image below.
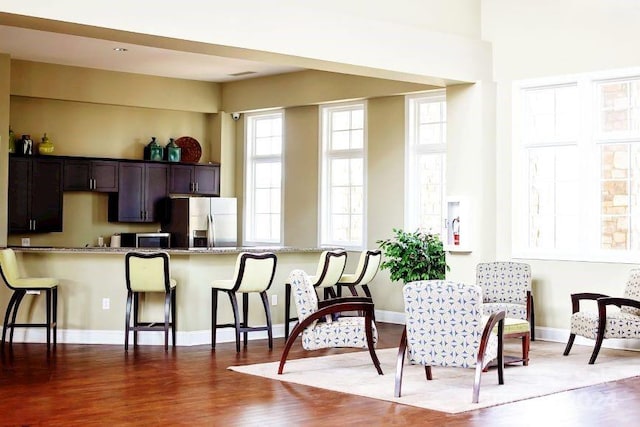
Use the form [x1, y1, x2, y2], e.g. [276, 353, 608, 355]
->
[9, 291, 26, 345]
[163, 292, 171, 350]
[125, 290, 133, 351]
[211, 288, 219, 349]
[260, 291, 273, 350]
[53, 287, 58, 347]
[133, 292, 139, 348]
[171, 288, 177, 347]
[46, 288, 52, 352]
[2, 292, 19, 350]
[284, 283, 292, 341]
[229, 292, 241, 353]
[242, 293, 249, 348]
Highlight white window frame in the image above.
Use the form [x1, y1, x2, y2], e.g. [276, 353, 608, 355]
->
[512, 67, 640, 263]
[405, 90, 447, 236]
[243, 110, 284, 246]
[318, 101, 367, 249]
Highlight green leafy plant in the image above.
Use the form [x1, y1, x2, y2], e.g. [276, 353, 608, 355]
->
[377, 228, 449, 284]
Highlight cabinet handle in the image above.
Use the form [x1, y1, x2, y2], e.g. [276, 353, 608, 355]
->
[195, 182, 199, 192]
[140, 211, 144, 220]
[30, 219, 35, 231]
[190, 182, 194, 192]
[91, 178, 96, 190]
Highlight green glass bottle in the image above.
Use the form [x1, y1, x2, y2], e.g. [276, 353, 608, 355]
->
[144, 137, 164, 161]
[165, 138, 181, 162]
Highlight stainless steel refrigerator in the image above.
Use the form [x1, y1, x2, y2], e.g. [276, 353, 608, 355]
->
[162, 197, 237, 248]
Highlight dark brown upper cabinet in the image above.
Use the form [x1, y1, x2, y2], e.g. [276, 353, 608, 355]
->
[8, 156, 63, 233]
[108, 162, 169, 223]
[169, 163, 220, 196]
[63, 159, 119, 192]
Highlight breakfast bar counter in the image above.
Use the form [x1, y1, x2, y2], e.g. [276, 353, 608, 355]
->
[3, 246, 348, 346]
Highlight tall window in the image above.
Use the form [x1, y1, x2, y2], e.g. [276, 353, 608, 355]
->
[513, 69, 640, 262]
[244, 111, 283, 245]
[320, 102, 366, 248]
[406, 90, 446, 235]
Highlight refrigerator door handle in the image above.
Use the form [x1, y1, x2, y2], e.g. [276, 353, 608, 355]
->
[207, 213, 215, 248]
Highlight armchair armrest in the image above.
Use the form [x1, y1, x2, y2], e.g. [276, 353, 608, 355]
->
[597, 296, 640, 316]
[570, 293, 610, 314]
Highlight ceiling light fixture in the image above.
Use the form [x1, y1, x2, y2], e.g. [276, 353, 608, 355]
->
[113, 47, 128, 52]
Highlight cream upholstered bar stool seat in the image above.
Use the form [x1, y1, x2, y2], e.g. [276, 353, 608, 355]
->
[284, 250, 347, 340]
[124, 251, 177, 351]
[336, 250, 382, 298]
[0, 248, 59, 352]
[211, 252, 277, 352]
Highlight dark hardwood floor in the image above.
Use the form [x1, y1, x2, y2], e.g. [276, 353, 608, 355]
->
[1, 322, 639, 426]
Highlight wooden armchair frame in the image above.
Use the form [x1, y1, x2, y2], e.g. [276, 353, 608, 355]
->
[564, 292, 640, 364]
[278, 296, 383, 375]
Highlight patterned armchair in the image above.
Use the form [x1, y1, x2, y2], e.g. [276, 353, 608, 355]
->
[563, 269, 640, 364]
[395, 280, 505, 403]
[477, 262, 532, 365]
[278, 269, 383, 375]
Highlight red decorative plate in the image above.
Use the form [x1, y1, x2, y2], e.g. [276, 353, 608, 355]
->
[175, 136, 202, 163]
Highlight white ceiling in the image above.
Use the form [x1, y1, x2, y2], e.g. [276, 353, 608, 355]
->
[0, 24, 304, 82]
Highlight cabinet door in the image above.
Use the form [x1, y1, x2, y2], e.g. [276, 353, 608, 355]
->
[144, 163, 169, 222]
[111, 162, 145, 222]
[31, 158, 64, 232]
[63, 159, 91, 191]
[194, 164, 220, 196]
[169, 164, 195, 194]
[8, 157, 31, 233]
[92, 160, 119, 192]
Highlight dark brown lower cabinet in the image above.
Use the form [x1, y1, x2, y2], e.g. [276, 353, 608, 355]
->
[8, 156, 64, 233]
[108, 162, 169, 222]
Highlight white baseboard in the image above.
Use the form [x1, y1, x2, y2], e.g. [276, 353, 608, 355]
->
[6, 314, 640, 351]
[2, 324, 288, 347]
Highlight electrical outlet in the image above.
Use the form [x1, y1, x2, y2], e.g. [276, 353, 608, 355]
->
[21, 237, 30, 247]
[102, 298, 110, 310]
[271, 294, 278, 306]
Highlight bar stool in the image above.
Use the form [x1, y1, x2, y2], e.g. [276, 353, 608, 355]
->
[0, 248, 59, 352]
[211, 252, 277, 352]
[336, 250, 382, 298]
[284, 250, 347, 340]
[124, 251, 177, 351]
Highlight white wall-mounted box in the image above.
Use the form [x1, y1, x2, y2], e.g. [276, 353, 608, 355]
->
[445, 197, 471, 252]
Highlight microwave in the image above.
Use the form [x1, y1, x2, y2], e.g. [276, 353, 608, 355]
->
[120, 232, 171, 249]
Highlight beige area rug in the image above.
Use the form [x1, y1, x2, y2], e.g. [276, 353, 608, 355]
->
[229, 341, 640, 413]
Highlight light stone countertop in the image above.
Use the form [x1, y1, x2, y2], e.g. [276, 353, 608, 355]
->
[7, 246, 341, 255]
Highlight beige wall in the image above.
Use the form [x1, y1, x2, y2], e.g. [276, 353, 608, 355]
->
[483, 0, 640, 330]
[283, 105, 320, 247]
[365, 96, 407, 311]
[222, 70, 437, 113]
[11, 60, 221, 113]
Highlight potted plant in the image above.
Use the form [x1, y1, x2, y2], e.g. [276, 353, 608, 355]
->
[377, 228, 449, 284]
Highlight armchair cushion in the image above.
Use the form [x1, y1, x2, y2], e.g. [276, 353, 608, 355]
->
[302, 316, 377, 350]
[570, 310, 640, 340]
[482, 302, 528, 321]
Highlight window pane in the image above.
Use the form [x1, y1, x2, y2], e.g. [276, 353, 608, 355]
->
[246, 112, 282, 243]
[332, 111, 350, 131]
[332, 130, 350, 150]
[331, 159, 350, 186]
[350, 129, 364, 149]
[321, 103, 365, 246]
[351, 109, 364, 129]
[419, 124, 441, 145]
[331, 187, 350, 214]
